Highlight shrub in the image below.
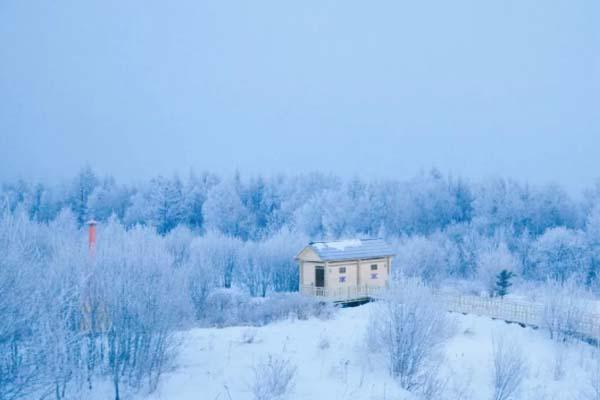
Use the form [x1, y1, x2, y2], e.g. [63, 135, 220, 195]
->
[317, 334, 330, 350]
[250, 355, 297, 400]
[367, 278, 452, 395]
[492, 336, 527, 400]
[203, 288, 250, 327]
[201, 290, 335, 327]
[584, 348, 600, 400]
[240, 328, 259, 344]
[246, 293, 334, 325]
[540, 279, 590, 341]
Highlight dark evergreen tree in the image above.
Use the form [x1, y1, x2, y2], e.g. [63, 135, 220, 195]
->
[495, 270, 516, 298]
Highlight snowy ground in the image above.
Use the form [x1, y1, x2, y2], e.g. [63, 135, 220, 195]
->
[140, 303, 594, 400]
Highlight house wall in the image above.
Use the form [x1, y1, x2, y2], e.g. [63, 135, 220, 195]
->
[357, 257, 390, 288]
[325, 257, 390, 293]
[324, 260, 359, 292]
[300, 261, 325, 286]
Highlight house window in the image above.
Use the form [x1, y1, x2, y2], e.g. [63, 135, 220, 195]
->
[339, 276, 346, 283]
[371, 264, 378, 271]
[339, 267, 346, 274]
[371, 273, 378, 280]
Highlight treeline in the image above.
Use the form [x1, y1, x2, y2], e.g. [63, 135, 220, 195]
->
[3, 167, 600, 286]
[2, 166, 585, 239]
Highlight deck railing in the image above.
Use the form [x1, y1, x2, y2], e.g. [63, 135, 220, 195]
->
[300, 285, 383, 301]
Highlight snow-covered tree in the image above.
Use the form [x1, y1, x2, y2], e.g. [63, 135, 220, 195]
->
[585, 205, 600, 288]
[93, 221, 191, 399]
[239, 229, 307, 295]
[190, 230, 243, 288]
[530, 227, 588, 282]
[148, 175, 186, 235]
[392, 234, 459, 284]
[202, 179, 251, 239]
[182, 171, 218, 231]
[86, 177, 131, 222]
[69, 166, 99, 226]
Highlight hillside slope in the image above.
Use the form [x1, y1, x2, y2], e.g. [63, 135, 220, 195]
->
[142, 303, 592, 400]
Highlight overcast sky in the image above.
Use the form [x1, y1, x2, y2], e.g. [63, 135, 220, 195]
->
[0, 1, 598, 192]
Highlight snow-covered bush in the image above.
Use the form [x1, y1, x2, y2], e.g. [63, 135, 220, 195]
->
[552, 342, 567, 381]
[584, 348, 600, 400]
[250, 355, 297, 400]
[246, 293, 333, 324]
[492, 336, 527, 400]
[317, 334, 330, 350]
[201, 290, 334, 327]
[540, 279, 590, 341]
[203, 288, 250, 327]
[367, 278, 452, 395]
[240, 328, 259, 344]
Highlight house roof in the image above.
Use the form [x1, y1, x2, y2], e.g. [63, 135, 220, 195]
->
[303, 238, 394, 261]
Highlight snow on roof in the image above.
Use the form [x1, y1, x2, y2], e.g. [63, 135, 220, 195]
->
[308, 238, 394, 261]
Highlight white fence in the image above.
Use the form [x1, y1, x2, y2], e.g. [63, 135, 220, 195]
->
[300, 285, 600, 339]
[435, 292, 600, 339]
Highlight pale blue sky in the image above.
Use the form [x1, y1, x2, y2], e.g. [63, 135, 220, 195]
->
[0, 1, 598, 191]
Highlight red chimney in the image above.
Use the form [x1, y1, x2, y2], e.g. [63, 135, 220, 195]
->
[87, 219, 97, 254]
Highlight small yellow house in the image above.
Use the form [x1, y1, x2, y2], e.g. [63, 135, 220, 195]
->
[296, 238, 394, 302]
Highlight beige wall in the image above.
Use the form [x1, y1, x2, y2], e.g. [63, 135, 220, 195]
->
[300, 261, 325, 286]
[324, 261, 359, 292]
[357, 258, 390, 288]
[323, 257, 391, 292]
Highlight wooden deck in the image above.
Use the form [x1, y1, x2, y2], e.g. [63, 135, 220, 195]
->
[300, 285, 384, 304]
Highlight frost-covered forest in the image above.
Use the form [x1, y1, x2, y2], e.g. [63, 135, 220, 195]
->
[5, 166, 600, 285]
[3, 167, 600, 399]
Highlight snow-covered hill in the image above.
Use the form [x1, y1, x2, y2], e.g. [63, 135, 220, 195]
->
[140, 303, 592, 400]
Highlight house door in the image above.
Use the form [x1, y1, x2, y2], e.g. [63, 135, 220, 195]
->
[315, 267, 325, 288]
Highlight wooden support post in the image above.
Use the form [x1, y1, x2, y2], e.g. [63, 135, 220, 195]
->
[356, 259, 361, 288]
